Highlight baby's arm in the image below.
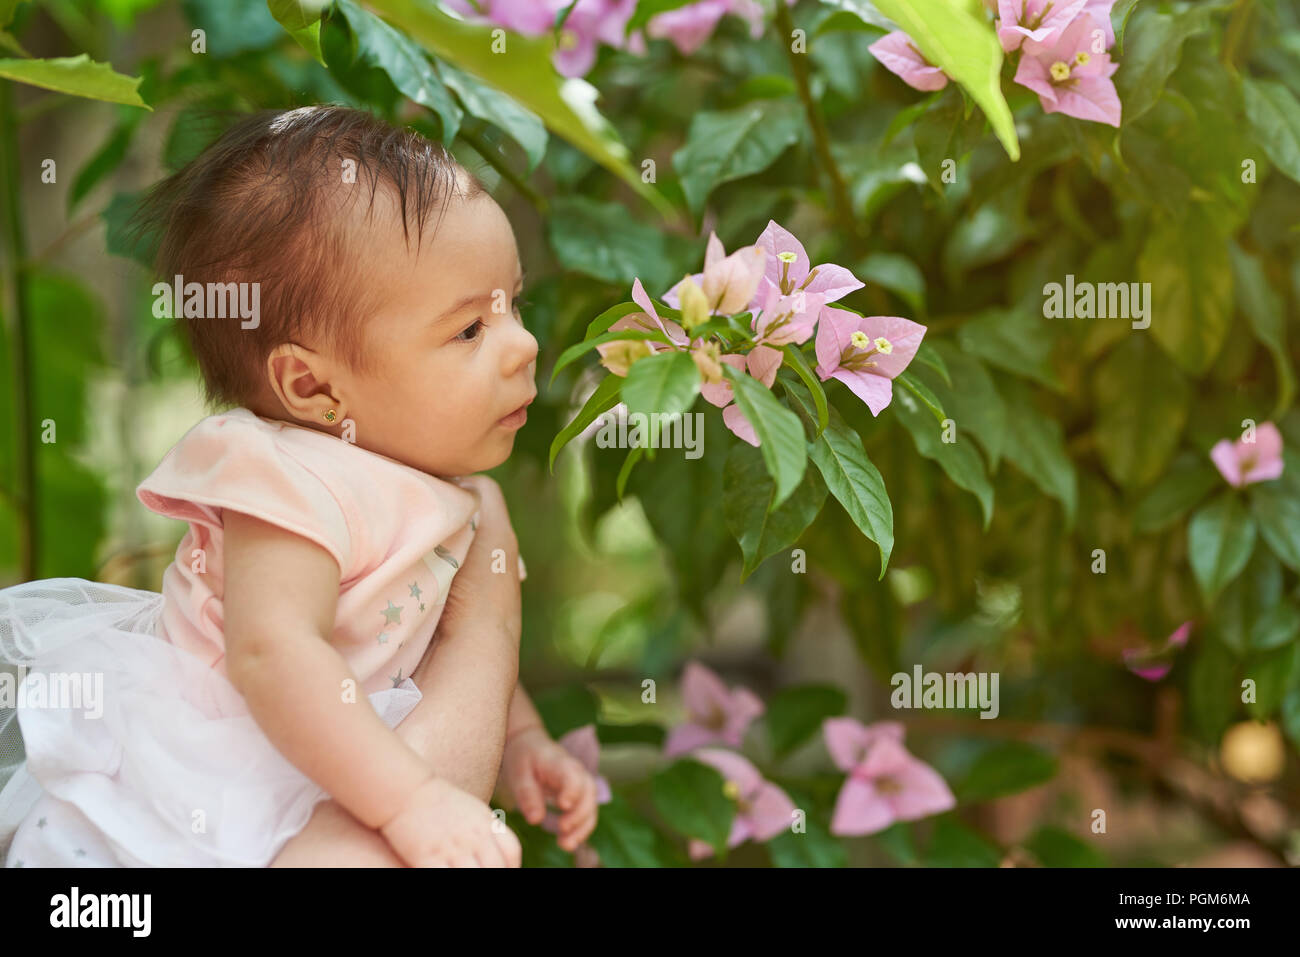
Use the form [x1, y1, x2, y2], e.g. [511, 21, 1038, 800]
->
[222, 510, 430, 828]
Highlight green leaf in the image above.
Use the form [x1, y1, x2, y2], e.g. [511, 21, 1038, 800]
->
[1139, 208, 1234, 376]
[531, 684, 599, 739]
[1025, 826, 1107, 868]
[955, 308, 1060, 392]
[1115, 3, 1220, 125]
[68, 113, 141, 212]
[1242, 77, 1300, 186]
[923, 816, 1002, 868]
[336, 0, 462, 142]
[957, 742, 1058, 803]
[587, 793, 662, 868]
[786, 384, 894, 578]
[1229, 242, 1295, 417]
[548, 196, 670, 290]
[365, 0, 668, 217]
[267, 0, 329, 31]
[869, 0, 1019, 160]
[1188, 493, 1258, 602]
[924, 344, 1005, 468]
[1248, 481, 1300, 572]
[548, 373, 622, 473]
[621, 351, 700, 428]
[1189, 634, 1237, 742]
[858, 252, 926, 316]
[435, 60, 547, 172]
[763, 684, 847, 760]
[780, 345, 829, 438]
[766, 813, 848, 868]
[894, 380, 994, 527]
[671, 99, 804, 216]
[1244, 645, 1298, 719]
[651, 759, 735, 857]
[1249, 601, 1300, 653]
[912, 341, 950, 386]
[1093, 335, 1190, 489]
[1133, 455, 1220, 533]
[1212, 546, 1282, 656]
[724, 364, 808, 510]
[722, 442, 826, 582]
[0, 55, 149, 108]
[896, 370, 946, 424]
[998, 380, 1077, 527]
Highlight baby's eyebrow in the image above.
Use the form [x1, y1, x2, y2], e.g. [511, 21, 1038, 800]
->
[433, 270, 526, 324]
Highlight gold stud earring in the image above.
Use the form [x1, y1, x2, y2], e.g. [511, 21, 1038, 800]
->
[324, 409, 337, 423]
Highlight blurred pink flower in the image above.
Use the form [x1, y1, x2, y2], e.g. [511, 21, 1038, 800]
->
[663, 660, 765, 757]
[996, 0, 1087, 52]
[814, 307, 926, 416]
[684, 748, 796, 860]
[823, 717, 905, 771]
[1210, 422, 1285, 487]
[868, 31, 950, 91]
[443, 0, 638, 77]
[664, 231, 768, 314]
[828, 735, 955, 836]
[1013, 14, 1121, 126]
[1123, 621, 1192, 682]
[642, 0, 789, 56]
[698, 345, 783, 446]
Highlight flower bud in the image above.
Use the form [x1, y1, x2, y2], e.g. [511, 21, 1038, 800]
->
[596, 338, 655, 377]
[691, 341, 724, 384]
[678, 277, 710, 332]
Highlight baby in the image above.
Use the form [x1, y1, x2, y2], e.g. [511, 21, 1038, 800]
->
[0, 105, 598, 868]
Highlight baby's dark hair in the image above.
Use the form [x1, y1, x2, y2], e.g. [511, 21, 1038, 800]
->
[130, 105, 488, 410]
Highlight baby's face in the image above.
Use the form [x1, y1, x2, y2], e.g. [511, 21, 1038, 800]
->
[336, 185, 538, 478]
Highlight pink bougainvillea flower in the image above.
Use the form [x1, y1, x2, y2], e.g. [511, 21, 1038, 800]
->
[1013, 14, 1121, 126]
[663, 232, 767, 314]
[1210, 422, 1285, 487]
[868, 31, 950, 91]
[596, 277, 689, 376]
[1081, 0, 1119, 49]
[698, 346, 783, 446]
[1123, 621, 1192, 682]
[752, 282, 824, 347]
[822, 717, 906, 772]
[685, 748, 796, 860]
[663, 660, 765, 757]
[829, 736, 956, 836]
[996, 0, 1088, 52]
[443, 0, 638, 77]
[751, 220, 864, 310]
[642, 0, 790, 56]
[814, 307, 926, 416]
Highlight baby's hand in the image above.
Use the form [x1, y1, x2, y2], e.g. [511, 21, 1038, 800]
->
[380, 777, 521, 867]
[499, 728, 599, 853]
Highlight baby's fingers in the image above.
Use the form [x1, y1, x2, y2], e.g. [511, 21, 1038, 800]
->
[511, 768, 547, 825]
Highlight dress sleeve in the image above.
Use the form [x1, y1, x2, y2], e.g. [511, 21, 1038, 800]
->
[136, 412, 353, 574]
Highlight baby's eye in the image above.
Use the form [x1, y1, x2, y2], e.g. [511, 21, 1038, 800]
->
[455, 319, 484, 343]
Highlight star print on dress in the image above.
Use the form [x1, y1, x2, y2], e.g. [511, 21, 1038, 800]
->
[381, 600, 403, 625]
[37, 817, 47, 828]
[376, 632, 390, 645]
[409, 581, 422, 600]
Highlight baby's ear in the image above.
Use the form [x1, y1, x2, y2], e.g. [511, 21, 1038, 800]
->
[266, 343, 342, 425]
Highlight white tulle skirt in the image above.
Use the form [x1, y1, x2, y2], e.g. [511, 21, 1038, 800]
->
[0, 578, 423, 868]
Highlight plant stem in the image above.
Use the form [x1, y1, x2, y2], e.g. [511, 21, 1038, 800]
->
[0, 80, 36, 579]
[773, 2, 861, 250]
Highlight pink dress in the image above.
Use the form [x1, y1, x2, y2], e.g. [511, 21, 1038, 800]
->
[0, 407, 524, 867]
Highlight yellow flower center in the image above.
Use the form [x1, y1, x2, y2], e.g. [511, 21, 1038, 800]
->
[874, 337, 893, 354]
[558, 29, 578, 51]
[1050, 61, 1071, 82]
[722, 779, 741, 801]
[850, 331, 870, 348]
[1074, 51, 1090, 66]
[776, 251, 798, 263]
